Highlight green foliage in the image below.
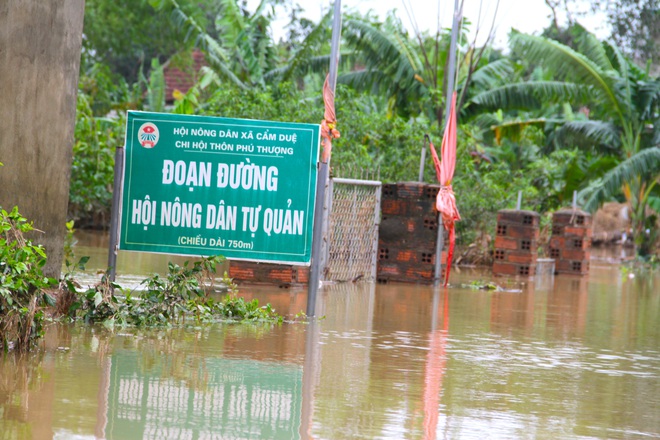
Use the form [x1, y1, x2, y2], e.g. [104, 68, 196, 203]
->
[68, 7, 660, 261]
[147, 58, 166, 112]
[132, 258, 222, 325]
[464, 280, 502, 291]
[454, 159, 539, 247]
[217, 294, 282, 322]
[69, 93, 125, 228]
[82, 0, 219, 83]
[57, 255, 283, 327]
[153, 0, 280, 90]
[475, 29, 660, 256]
[0, 207, 57, 352]
[198, 82, 430, 182]
[78, 62, 145, 115]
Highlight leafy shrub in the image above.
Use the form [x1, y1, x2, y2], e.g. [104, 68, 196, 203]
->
[58, 255, 283, 327]
[199, 82, 432, 182]
[69, 93, 125, 228]
[0, 207, 56, 352]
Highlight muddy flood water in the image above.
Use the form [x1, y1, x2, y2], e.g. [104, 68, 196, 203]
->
[1, 232, 659, 439]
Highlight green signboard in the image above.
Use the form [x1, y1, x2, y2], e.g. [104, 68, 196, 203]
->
[120, 111, 320, 264]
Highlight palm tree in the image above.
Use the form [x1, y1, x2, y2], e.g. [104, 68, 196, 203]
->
[157, 0, 341, 94]
[470, 27, 660, 256]
[340, 15, 429, 120]
[157, 0, 279, 90]
[339, 13, 509, 127]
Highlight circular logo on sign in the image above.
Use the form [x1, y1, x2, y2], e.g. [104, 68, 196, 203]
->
[138, 122, 159, 148]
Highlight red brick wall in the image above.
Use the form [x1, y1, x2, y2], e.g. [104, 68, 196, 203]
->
[550, 209, 592, 275]
[492, 210, 540, 277]
[377, 182, 447, 284]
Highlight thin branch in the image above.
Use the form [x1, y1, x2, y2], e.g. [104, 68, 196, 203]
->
[457, 0, 500, 114]
[403, 0, 435, 88]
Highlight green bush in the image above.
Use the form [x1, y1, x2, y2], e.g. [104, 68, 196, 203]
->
[199, 83, 433, 182]
[68, 76, 589, 260]
[0, 207, 57, 352]
[58, 255, 283, 327]
[69, 93, 126, 228]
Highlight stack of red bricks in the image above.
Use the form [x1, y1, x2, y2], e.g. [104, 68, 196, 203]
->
[549, 208, 592, 275]
[377, 182, 447, 284]
[492, 209, 540, 277]
[228, 261, 309, 288]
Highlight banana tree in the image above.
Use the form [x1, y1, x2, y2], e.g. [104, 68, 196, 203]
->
[339, 14, 509, 126]
[151, 0, 279, 89]
[470, 28, 660, 256]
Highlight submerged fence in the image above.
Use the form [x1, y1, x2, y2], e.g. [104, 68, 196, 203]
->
[322, 178, 382, 283]
[229, 176, 382, 286]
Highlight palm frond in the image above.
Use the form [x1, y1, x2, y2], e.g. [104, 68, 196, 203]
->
[469, 58, 514, 91]
[170, 7, 226, 61]
[510, 32, 625, 119]
[572, 25, 614, 73]
[600, 40, 638, 121]
[343, 19, 422, 82]
[277, 9, 333, 82]
[602, 40, 628, 77]
[581, 147, 660, 211]
[472, 113, 501, 130]
[216, 0, 245, 40]
[168, 5, 248, 90]
[341, 18, 427, 117]
[470, 81, 587, 111]
[637, 80, 660, 120]
[203, 47, 250, 90]
[216, 0, 266, 86]
[490, 118, 547, 145]
[557, 120, 621, 150]
[339, 70, 391, 95]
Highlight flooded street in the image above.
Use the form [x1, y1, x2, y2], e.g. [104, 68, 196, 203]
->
[1, 233, 659, 439]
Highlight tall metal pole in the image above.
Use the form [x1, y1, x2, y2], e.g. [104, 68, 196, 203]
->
[434, 0, 461, 284]
[307, 0, 342, 317]
[107, 145, 125, 283]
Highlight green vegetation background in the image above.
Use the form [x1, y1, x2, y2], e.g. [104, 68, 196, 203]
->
[70, 0, 660, 260]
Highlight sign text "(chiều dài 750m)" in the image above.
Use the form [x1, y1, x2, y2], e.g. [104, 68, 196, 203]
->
[120, 111, 320, 264]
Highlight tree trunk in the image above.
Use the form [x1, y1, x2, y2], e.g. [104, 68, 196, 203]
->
[0, 0, 85, 278]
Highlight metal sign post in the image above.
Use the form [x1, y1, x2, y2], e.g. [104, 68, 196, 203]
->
[108, 145, 125, 282]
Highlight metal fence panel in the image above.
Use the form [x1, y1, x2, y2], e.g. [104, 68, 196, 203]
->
[324, 178, 381, 282]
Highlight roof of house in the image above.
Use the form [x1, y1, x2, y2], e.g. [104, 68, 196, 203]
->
[162, 49, 207, 102]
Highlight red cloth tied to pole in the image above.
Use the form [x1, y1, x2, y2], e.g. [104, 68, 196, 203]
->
[429, 91, 460, 286]
[320, 75, 340, 163]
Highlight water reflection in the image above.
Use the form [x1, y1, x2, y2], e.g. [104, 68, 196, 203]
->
[1, 237, 659, 439]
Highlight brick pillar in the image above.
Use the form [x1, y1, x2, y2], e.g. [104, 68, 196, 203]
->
[549, 208, 592, 275]
[492, 209, 540, 277]
[377, 182, 447, 284]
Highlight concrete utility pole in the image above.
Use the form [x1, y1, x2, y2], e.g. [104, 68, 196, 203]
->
[0, 1, 85, 278]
